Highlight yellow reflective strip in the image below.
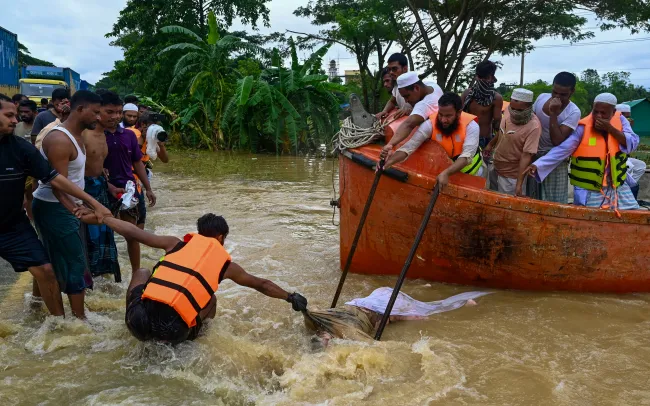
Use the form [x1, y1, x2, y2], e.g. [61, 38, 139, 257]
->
[588, 137, 597, 146]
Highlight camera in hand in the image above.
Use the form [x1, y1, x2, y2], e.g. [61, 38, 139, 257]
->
[156, 131, 169, 142]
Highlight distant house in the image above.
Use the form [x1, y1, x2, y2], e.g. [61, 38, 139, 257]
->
[344, 70, 361, 85]
[624, 98, 650, 137]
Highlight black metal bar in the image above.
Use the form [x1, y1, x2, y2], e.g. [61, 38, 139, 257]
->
[330, 159, 385, 308]
[374, 183, 441, 340]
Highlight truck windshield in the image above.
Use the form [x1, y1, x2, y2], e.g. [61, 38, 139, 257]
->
[19, 83, 67, 98]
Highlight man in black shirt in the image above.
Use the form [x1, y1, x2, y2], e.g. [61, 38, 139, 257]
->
[0, 94, 110, 317]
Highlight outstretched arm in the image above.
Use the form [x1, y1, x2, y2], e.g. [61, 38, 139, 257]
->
[103, 217, 180, 252]
[380, 115, 425, 159]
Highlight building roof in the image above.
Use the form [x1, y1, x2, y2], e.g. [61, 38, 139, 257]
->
[623, 98, 650, 108]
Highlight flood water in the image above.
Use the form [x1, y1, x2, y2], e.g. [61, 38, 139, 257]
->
[1, 151, 649, 405]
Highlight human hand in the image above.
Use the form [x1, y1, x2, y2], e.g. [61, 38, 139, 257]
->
[482, 146, 493, 159]
[522, 164, 538, 178]
[92, 204, 112, 224]
[380, 143, 394, 160]
[393, 107, 412, 120]
[375, 112, 388, 120]
[146, 189, 157, 207]
[107, 183, 125, 199]
[515, 183, 524, 197]
[436, 171, 450, 190]
[286, 292, 308, 312]
[549, 97, 562, 115]
[594, 118, 614, 133]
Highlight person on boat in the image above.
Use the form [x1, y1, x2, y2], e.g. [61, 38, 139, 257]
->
[78, 211, 308, 344]
[525, 93, 640, 211]
[383, 92, 485, 189]
[485, 88, 541, 196]
[381, 67, 394, 92]
[461, 60, 503, 149]
[375, 53, 411, 120]
[616, 104, 634, 127]
[0, 93, 111, 318]
[379, 72, 444, 160]
[304, 288, 491, 348]
[529, 72, 582, 203]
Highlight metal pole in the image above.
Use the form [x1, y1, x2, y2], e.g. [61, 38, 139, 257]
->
[331, 159, 385, 308]
[374, 183, 440, 340]
[519, 43, 525, 86]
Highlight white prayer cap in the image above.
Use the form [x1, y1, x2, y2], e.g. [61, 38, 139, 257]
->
[123, 103, 138, 112]
[593, 93, 617, 106]
[397, 72, 420, 89]
[616, 103, 631, 113]
[511, 88, 534, 103]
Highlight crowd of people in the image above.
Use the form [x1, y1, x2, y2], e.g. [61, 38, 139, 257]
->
[378, 53, 646, 213]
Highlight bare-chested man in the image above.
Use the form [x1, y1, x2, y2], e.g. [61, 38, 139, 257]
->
[461, 60, 503, 149]
[81, 100, 124, 281]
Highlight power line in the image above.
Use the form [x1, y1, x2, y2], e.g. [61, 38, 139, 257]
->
[536, 37, 650, 48]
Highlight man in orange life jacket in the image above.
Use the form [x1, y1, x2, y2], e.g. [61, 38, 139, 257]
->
[89, 213, 308, 344]
[524, 93, 640, 211]
[383, 92, 485, 189]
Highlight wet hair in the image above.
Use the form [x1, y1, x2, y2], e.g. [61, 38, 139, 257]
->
[0, 93, 12, 107]
[476, 60, 497, 79]
[197, 213, 229, 239]
[124, 95, 139, 104]
[70, 90, 102, 109]
[12, 94, 26, 103]
[438, 92, 463, 111]
[19, 100, 37, 111]
[387, 53, 408, 67]
[382, 67, 391, 77]
[40, 98, 48, 105]
[403, 80, 425, 91]
[51, 88, 70, 102]
[100, 90, 123, 107]
[553, 71, 577, 89]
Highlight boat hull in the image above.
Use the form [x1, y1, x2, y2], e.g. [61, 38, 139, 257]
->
[338, 126, 650, 293]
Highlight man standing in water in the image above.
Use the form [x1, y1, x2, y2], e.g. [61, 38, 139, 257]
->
[32, 90, 109, 319]
[0, 93, 109, 317]
[462, 60, 503, 149]
[100, 91, 156, 273]
[78, 211, 308, 344]
[529, 72, 581, 203]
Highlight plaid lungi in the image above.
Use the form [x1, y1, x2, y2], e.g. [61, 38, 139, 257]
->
[527, 154, 569, 204]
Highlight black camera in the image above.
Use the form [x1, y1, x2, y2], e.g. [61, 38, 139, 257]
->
[157, 131, 169, 142]
[150, 112, 166, 123]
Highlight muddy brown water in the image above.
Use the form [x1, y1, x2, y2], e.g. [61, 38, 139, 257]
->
[0, 151, 649, 405]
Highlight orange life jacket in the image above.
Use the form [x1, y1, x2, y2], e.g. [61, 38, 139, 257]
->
[569, 112, 627, 192]
[428, 111, 483, 175]
[131, 126, 150, 162]
[142, 233, 232, 327]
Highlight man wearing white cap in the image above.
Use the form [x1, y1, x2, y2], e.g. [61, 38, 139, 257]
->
[122, 103, 139, 129]
[525, 93, 640, 211]
[379, 72, 443, 160]
[616, 103, 634, 126]
[485, 89, 541, 196]
[384, 92, 485, 188]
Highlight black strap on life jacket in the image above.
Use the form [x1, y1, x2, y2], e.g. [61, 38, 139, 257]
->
[147, 277, 202, 314]
[158, 260, 215, 297]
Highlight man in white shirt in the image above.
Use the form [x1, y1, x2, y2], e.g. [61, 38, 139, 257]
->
[384, 92, 484, 189]
[380, 72, 444, 160]
[529, 72, 582, 203]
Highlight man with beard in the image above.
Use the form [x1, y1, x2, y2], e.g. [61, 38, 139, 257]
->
[529, 72, 581, 203]
[484, 89, 541, 196]
[384, 92, 484, 189]
[375, 53, 411, 120]
[0, 93, 110, 318]
[31, 88, 70, 139]
[525, 93, 640, 212]
[32, 90, 109, 318]
[101, 91, 156, 274]
[381, 67, 393, 92]
[462, 60, 503, 149]
[14, 100, 37, 142]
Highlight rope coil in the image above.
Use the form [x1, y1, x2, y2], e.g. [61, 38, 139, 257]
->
[332, 116, 395, 152]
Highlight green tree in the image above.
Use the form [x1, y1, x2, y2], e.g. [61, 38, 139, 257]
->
[222, 42, 342, 153]
[159, 11, 265, 149]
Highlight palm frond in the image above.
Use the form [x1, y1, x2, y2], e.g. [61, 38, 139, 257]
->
[173, 52, 202, 76]
[238, 76, 255, 106]
[289, 37, 300, 71]
[159, 43, 204, 56]
[299, 43, 332, 76]
[189, 71, 211, 96]
[168, 63, 199, 93]
[160, 25, 203, 42]
[207, 11, 220, 45]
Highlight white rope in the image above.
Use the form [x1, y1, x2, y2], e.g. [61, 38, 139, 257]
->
[332, 116, 386, 152]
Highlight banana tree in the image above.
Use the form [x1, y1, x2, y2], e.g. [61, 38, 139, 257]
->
[159, 11, 264, 149]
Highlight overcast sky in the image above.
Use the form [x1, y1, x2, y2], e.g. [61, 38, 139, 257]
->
[4, 0, 650, 89]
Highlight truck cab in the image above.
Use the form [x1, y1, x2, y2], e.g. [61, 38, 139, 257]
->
[19, 79, 68, 103]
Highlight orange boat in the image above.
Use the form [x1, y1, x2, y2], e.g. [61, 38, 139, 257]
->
[338, 117, 650, 293]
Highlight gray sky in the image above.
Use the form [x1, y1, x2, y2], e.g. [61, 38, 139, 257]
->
[4, 0, 650, 88]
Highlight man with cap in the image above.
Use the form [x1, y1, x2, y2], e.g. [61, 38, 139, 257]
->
[485, 89, 541, 196]
[122, 103, 139, 129]
[379, 72, 443, 160]
[616, 103, 634, 126]
[530, 72, 582, 203]
[525, 93, 640, 211]
[384, 92, 485, 189]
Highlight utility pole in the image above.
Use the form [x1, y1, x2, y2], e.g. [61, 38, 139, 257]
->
[519, 42, 525, 86]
